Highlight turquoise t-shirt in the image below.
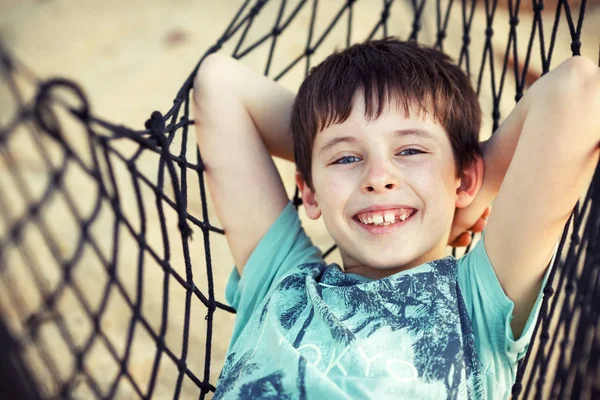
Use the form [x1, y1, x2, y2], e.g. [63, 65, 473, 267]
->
[214, 201, 553, 399]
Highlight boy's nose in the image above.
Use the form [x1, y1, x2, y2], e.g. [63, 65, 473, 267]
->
[362, 159, 400, 192]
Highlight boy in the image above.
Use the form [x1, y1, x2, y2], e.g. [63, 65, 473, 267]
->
[192, 38, 600, 399]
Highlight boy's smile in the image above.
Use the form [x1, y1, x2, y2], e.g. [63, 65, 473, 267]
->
[352, 204, 418, 234]
[297, 92, 465, 280]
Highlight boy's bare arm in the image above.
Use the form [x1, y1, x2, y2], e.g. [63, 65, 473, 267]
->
[472, 56, 600, 338]
[192, 54, 296, 274]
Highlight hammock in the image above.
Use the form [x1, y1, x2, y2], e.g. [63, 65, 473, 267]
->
[0, 0, 598, 398]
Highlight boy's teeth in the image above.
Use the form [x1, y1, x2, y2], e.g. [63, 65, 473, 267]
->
[357, 209, 414, 225]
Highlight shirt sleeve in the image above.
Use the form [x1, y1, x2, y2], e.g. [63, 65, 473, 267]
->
[457, 230, 556, 395]
[225, 200, 324, 348]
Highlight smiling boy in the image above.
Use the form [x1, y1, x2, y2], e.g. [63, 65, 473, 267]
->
[298, 92, 475, 279]
[192, 38, 600, 399]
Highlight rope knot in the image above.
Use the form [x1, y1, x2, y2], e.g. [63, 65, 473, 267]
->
[566, 282, 574, 292]
[511, 382, 522, 396]
[29, 204, 40, 218]
[571, 40, 581, 55]
[178, 219, 193, 239]
[145, 111, 167, 147]
[510, 16, 519, 26]
[63, 262, 72, 283]
[210, 38, 224, 52]
[207, 300, 217, 313]
[485, 27, 494, 36]
[543, 286, 554, 297]
[249, 5, 260, 18]
[75, 352, 85, 371]
[10, 224, 22, 242]
[205, 300, 217, 320]
[45, 294, 56, 308]
[145, 111, 165, 132]
[462, 35, 471, 45]
[52, 171, 63, 186]
[93, 314, 101, 332]
[437, 31, 447, 41]
[0, 50, 13, 73]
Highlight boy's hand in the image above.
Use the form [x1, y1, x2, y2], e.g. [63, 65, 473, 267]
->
[448, 205, 491, 247]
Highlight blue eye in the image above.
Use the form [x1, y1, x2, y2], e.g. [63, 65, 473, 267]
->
[399, 148, 423, 156]
[333, 149, 423, 164]
[333, 155, 361, 164]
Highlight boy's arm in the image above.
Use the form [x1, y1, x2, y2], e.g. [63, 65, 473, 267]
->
[469, 56, 600, 339]
[192, 54, 295, 275]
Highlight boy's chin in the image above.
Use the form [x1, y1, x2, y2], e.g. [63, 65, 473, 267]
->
[346, 262, 415, 280]
[366, 247, 447, 269]
[356, 254, 421, 272]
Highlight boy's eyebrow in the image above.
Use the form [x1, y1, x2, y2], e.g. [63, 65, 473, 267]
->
[319, 128, 437, 156]
[394, 128, 439, 142]
[319, 136, 359, 157]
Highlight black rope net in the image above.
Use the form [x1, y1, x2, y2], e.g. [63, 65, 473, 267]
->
[0, 0, 598, 399]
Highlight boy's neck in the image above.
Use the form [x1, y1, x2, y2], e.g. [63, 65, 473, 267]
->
[341, 247, 450, 280]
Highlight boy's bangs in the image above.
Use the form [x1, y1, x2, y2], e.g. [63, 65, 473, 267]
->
[311, 75, 447, 135]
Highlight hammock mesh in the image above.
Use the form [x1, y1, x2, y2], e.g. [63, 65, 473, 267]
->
[0, 0, 598, 399]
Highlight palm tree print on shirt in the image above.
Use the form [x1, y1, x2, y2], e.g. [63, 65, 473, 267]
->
[316, 257, 483, 398]
[216, 258, 484, 399]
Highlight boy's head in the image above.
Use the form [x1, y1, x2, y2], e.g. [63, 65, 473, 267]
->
[291, 38, 484, 278]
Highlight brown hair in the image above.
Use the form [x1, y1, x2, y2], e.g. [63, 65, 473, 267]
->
[291, 37, 482, 191]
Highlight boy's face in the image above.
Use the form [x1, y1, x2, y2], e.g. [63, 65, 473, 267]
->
[297, 92, 467, 279]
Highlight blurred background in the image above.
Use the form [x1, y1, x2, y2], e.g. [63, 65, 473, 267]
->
[0, 0, 599, 398]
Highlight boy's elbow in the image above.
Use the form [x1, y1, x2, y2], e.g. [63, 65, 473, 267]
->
[560, 56, 599, 101]
[534, 56, 598, 101]
[568, 57, 600, 147]
[194, 53, 237, 94]
[566, 55, 599, 81]
[193, 53, 220, 95]
[192, 53, 233, 115]
[533, 56, 600, 144]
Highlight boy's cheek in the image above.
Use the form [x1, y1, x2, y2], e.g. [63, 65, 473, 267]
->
[318, 175, 353, 198]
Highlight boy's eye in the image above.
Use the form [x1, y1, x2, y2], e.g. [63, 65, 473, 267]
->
[332, 149, 423, 164]
[398, 148, 424, 156]
[333, 155, 361, 164]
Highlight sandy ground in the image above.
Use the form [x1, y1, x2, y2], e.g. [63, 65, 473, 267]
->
[0, 0, 598, 399]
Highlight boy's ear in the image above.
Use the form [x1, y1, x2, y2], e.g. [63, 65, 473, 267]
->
[455, 154, 484, 208]
[295, 171, 322, 220]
